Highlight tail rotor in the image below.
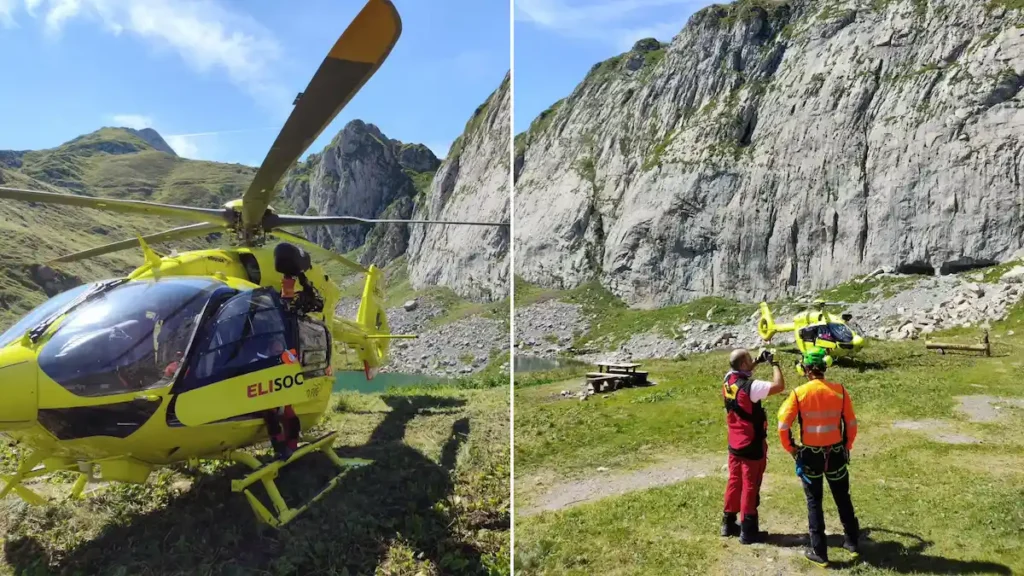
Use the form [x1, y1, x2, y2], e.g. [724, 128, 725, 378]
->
[757, 302, 776, 341]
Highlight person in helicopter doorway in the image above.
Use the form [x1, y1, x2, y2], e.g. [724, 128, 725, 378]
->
[777, 346, 860, 568]
[720, 347, 786, 543]
[259, 339, 302, 461]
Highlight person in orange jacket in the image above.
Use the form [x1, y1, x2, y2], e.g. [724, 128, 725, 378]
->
[777, 346, 860, 567]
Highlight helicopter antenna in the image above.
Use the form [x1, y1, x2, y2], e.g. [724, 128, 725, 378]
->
[138, 236, 162, 270]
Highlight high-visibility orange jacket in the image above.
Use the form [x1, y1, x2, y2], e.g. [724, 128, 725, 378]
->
[777, 379, 857, 454]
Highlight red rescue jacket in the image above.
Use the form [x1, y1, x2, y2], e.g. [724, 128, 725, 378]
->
[722, 371, 768, 460]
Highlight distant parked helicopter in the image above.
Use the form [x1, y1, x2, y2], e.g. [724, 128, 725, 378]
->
[757, 299, 866, 360]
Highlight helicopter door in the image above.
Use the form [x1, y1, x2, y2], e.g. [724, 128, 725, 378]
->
[173, 289, 314, 426]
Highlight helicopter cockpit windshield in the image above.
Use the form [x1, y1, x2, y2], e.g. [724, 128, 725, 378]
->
[801, 322, 854, 344]
[38, 278, 224, 397]
[0, 282, 97, 349]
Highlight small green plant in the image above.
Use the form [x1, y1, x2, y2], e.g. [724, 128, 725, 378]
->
[575, 156, 597, 185]
[641, 130, 676, 171]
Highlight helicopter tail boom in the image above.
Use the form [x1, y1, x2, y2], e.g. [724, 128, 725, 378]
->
[757, 302, 794, 341]
[332, 264, 398, 380]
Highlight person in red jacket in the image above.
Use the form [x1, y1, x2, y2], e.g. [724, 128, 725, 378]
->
[721, 347, 785, 543]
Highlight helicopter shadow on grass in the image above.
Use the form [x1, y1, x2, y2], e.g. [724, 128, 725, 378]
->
[776, 347, 888, 372]
[764, 527, 1013, 574]
[5, 395, 493, 576]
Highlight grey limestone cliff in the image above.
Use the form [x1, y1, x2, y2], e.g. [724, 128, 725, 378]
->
[407, 72, 512, 302]
[279, 120, 439, 267]
[514, 0, 1024, 307]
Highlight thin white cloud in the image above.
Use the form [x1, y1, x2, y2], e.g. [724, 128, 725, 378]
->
[516, 0, 704, 49]
[0, 0, 16, 27]
[162, 127, 277, 161]
[168, 127, 279, 138]
[23, 0, 286, 108]
[165, 134, 200, 159]
[111, 113, 153, 129]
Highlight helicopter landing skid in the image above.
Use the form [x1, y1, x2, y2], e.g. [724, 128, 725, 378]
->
[223, 431, 371, 528]
[0, 450, 91, 505]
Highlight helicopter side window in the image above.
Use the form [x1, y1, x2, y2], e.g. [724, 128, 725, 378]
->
[826, 323, 854, 343]
[799, 326, 820, 343]
[178, 289, 295, 392]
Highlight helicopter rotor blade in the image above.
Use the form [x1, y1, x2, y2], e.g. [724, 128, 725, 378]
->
[241, 0, 402, 232]
[269, 230, 368, 274]
[269, 214, 509, 228]
[0, 186, 229, 224]
[48, 222, 226, 263]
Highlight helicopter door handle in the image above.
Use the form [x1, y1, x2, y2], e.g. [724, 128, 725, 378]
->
[134, 394, 161, 402]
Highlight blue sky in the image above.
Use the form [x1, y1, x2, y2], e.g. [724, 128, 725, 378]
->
[0, 0, 509, 165]
[514, 0, 712, 134]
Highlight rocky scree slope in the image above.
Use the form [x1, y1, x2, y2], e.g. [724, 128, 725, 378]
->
[335, 294, 508, 377]
[514, 0, 1024, 308]
[407, 72, 511, 302]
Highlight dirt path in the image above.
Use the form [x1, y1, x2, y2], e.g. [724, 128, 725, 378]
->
[955, 395, 1024, 422]
[517, 456, 722, 517]
[891, 419, 982, 444]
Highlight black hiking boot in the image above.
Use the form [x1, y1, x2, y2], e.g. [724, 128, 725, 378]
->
[804, 549, 829, 567]
[739, 514, 767, 544]
[843, 518, 861, 555]
[720, 512, 740, 537]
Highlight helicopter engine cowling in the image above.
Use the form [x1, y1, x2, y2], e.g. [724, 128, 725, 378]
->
[0, 343, 38, 430]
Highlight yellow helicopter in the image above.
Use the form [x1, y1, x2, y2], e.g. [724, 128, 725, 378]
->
[756, 299, 866, 359]
[0, 0, 506, 528]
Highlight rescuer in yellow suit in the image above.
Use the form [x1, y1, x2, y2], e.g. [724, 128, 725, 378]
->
[777, 347, 860, 568]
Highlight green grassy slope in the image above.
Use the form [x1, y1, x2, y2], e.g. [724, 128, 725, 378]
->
[514, 309, 1024, 574]
[0, 129, 257, 329]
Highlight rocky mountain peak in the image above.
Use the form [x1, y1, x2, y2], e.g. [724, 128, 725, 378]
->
[126, 127, 177, 156]
[278, 119, 436, 267]
[394, 142, 440, 173]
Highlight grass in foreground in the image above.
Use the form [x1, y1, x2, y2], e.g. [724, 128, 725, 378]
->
[0, 383, 510, 576]
[514, 317, 1024, 574]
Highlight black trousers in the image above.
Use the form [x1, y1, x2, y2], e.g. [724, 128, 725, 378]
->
[798, 445, 858, 556]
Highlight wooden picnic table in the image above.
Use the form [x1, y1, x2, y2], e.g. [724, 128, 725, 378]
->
[586, 362, 649, 392]
[595, 361, 641, 374]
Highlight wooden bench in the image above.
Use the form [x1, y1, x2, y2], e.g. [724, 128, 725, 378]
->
[585, 373, 624, 393]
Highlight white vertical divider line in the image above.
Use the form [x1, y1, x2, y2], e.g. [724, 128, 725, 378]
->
[508, 0, 516, 570]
